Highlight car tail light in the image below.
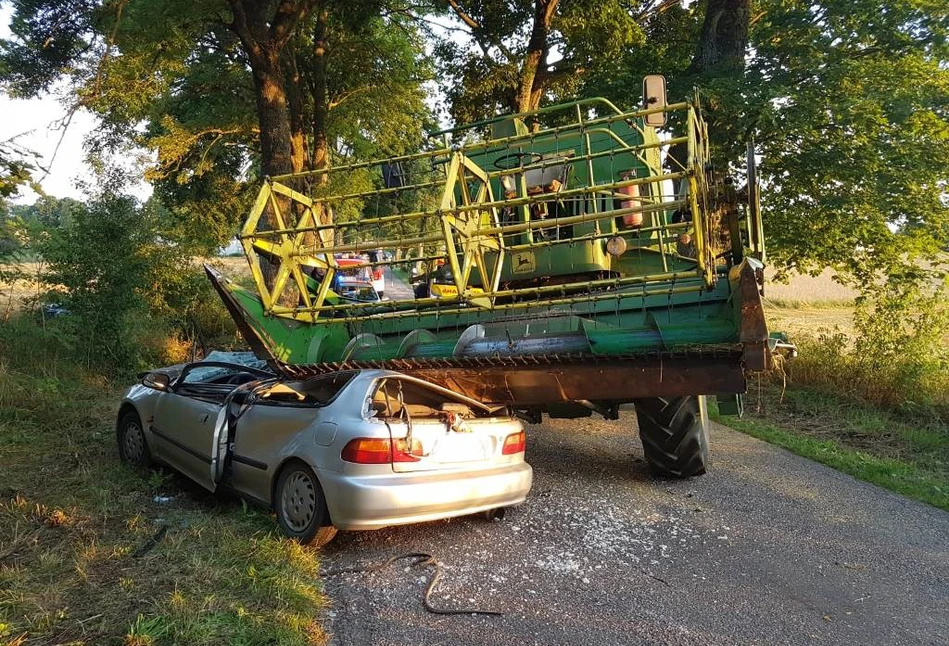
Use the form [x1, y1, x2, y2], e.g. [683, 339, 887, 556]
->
[501, 430, 526, 454]
[341, 437, 422, 463]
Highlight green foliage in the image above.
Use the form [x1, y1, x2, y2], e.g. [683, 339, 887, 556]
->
[28, 188, 237, 371]
[433, 0, 644, 123]
[784, 279, 949, 420]
[0, 136, 41, 199]
[745, 0, 949, 281]
[7, 194, 83, 228]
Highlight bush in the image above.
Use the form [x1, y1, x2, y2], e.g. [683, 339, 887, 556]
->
[787, 280, 949, 421]
[31, 193, 239, 372]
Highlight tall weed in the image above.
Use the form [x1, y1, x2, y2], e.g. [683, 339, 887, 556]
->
[787, 280, 949, 421]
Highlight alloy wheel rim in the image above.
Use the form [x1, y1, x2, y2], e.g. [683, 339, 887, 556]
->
[282, 471, 316, 532]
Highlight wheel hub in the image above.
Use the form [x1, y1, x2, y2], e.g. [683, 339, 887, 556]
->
[124, 422, 144, 462]
[282, 471, 316, 532]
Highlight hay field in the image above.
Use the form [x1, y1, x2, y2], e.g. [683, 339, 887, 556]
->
[763, 269, 856, 336]
[0, 261, 49, 315]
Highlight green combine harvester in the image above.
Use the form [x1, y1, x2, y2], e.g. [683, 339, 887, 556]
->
[207, 77, 788, 478]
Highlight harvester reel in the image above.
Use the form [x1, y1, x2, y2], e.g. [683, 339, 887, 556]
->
[438, 153, 505, 307]
[240, 179, 331, 321]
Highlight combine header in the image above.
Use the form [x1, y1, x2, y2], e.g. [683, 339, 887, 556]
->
[208, 78, 782, 477]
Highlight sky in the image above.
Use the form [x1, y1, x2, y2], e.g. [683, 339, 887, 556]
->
[0, 5, 101, 202]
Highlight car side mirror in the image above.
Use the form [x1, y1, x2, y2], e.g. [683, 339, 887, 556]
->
[142, 372, 171, 391]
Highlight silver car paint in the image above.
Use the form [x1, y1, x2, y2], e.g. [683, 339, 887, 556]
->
[119, 368, 532, 531]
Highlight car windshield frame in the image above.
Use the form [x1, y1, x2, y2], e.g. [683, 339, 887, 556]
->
[176, 361, 274, 386]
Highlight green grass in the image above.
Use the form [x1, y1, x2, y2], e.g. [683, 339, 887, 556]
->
[713, 385, 949, 511]
[0, 317, 327, 646]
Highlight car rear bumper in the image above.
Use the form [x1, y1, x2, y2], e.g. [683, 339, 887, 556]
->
[318, 462, 533, 531]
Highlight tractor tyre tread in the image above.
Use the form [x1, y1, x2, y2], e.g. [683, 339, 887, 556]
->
[634, 395, 709, 478]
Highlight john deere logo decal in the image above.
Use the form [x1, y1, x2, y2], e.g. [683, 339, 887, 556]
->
[512, 251, 536, 274]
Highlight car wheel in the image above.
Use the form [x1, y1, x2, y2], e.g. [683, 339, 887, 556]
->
[117, 410, 152, 467]
[275, 461, 338, 547]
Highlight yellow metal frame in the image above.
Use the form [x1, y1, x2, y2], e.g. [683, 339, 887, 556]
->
[239, 98, 716, 321]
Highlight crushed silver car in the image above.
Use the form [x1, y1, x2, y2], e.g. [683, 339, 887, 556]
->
[116, 356, 532, 546]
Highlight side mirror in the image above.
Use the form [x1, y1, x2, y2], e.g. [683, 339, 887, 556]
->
[142, 372, 171, 391]
[642, 75, 667, 127]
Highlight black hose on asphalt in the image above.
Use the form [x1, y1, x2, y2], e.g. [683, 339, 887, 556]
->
[322, 552, 503, 616]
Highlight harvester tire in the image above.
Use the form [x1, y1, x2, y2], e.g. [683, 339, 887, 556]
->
[634, 396, 709, 478]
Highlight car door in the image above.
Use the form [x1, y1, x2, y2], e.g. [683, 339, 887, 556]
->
[151, 362, 266, 491]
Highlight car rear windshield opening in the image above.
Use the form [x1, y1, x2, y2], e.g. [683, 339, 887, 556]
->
[263, 371, 357, 405]
[371, 378, 489, 420]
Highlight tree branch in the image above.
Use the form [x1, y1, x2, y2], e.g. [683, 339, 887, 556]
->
[270, 0, 314, 50]
[446, 0, 479, 31]
[445, 0, 517, 62]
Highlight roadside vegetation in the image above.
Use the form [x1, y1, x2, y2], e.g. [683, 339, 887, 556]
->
[0, 193, 328, 644]
[724, 273, 949, 510]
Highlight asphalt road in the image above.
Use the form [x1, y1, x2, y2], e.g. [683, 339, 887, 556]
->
[317, 412, 949, 646]
[383, 267, 416, 300]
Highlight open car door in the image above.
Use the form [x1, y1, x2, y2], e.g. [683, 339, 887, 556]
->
[151, 362, 271, 492]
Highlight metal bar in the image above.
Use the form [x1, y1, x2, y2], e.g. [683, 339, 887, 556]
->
[429, 97, 689, 137]
[307, 176, 445, 205]
[503, 221, 691, 252]
[243, 170, 690, 242]
[483, 134, 687, 185]
[272, 102, 693, 183]
[277, 283, 708, 322]
[271, 271, 704, 318]
[289, 199, 688, 257]
[270, 147, 454, 182]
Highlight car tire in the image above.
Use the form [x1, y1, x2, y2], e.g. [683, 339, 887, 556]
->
[634, 396, 709, 478]
[117, 409, 152, 468]
[275, 461, 338, 547]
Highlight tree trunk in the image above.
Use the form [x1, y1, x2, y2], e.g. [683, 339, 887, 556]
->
[690, 0, 750, 75]
[250, 50, 294, 178]
[312, 2, 329, 180]
[513, 0, 559, 114]
[286, 50, 308, 175]
[668, 0, 750, 183]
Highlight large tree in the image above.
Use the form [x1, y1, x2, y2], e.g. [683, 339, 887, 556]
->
[1, 0, 431, 248]
[433, 0, 644, 123]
